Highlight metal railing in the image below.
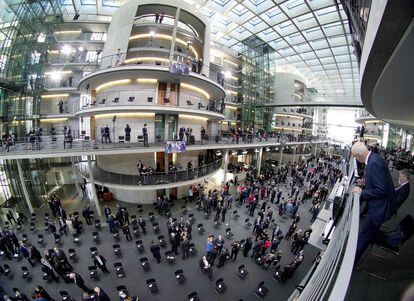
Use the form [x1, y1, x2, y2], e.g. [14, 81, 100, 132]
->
[78, 158, 222, 186]
[289, 159, 359, 301]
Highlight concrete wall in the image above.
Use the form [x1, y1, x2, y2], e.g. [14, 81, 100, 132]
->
[273, 72, 307, 105]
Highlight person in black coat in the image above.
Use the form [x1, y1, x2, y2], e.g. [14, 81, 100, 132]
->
[93, 254, 109, 273]
[122, 222, 132, 241]
[69, 272, 93, 294]
[243, 237, 253, 257]
[150, 241, 161, 263]
[82, 206, 92, 225]
[138, 217, 146, 234]
[392, 169, 411, 215]
[93, 287, 110, 301]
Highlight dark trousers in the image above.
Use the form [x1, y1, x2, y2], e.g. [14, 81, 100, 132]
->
[355, 216, 381, 263]
[125, 232, 132, 241]
[243, 248, 250, 257]
[76, 281, 93, 293]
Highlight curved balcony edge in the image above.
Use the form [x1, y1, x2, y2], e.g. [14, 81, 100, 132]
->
[77, 65, 227, 100]
[78, 159, 222, 192]
[75, 104, 226, 120]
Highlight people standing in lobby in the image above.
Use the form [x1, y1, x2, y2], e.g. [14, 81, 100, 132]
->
[352, 141, 395, 262]
[124, 124, 131, 142]
[142, 124, 148, 147]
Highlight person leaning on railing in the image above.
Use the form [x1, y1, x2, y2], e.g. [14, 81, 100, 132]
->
[352, 141, 396, 263]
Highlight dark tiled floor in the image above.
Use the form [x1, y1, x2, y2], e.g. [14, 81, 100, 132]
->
[0, 180, 320, 301]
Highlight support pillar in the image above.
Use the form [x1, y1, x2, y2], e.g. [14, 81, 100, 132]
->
[314, 142, 318, 157]
[169, 8, 181, 63]
[256, 147, 263, 175]
[293, 146, 297, 163]
[223, 150, 229, 183]
[87, 156, 102, 217]
[278, 144, 284, 169]
[16, 159, 34, 214]
[71, 157, 82, 197]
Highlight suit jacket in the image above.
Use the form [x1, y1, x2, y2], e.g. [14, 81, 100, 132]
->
[360, 152, 395, 225]
[93, 255, 107, 268]
[96, 289, 110, 301]
[394, 183, 410, 212]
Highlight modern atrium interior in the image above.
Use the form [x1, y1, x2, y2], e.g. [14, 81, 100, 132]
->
[0, 0, 413, 300]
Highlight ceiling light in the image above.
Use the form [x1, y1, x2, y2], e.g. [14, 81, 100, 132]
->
[78, 46, 84, 52]
[61, 45, 72, 55]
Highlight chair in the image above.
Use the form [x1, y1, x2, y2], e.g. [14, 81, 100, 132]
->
[31, 213, 36, 221]
[38, 234, 45, 245]
[255, 281, 269, 298]
[233, 210, 240, 219]
[92, 231, 100, 243]
[182, 205, 188, 215]
[90, 247, 98, 258]
[22, 233, 29, 243]
[187, 100, 194, 107]
[68, 248, 78, 261]
[174, 269, 186, 284]
[147, 97, 153, 102]
[113, 230, 121, 241]
[128, 96, 135, 102]
[245, 218, 252, 228]
[54, 234, 62, 245]
[204, 212, 210, 220]
[140, 257, 150, 271]
[236, 264, 248, 280]
[133, 225, 141, 238]
[30, 222, 36, 232]
[215, 278, 227, 294]
[44, 212, 50, 221]
[59, 291, 72, 301]
[189, 242, 197, 256]
[137, 204, 143, 213]
[131, 215, 138, 225]
[225, 227, 234, 239]
[152, 222, 160, 234]
[3, 264, 11, 277]
[158, 235, 167, 248]
[214, 217, 221, 228]
[21, 266, 31, 280]
[136, 240, 144, 252]
[197, 223, 205, 235]
[98, 99, 106, 105]
[73, 233, 80, 244]
[188, 291, 200, 301]
[146, 278, 159, 293]
[113, 244, 121, 256]
[114, 262, 124, 277]
[95, 219, 101, 230]
[118, 135, 125, 143]
[189, 213, 195, 224]
[42, 267, 51, 281]
[149, 212, 155, 222]
[88, 266, 99, 280]
[112, 97, 119, 103]
[165, 251, 175, 264]
[44, 222, 50, 233]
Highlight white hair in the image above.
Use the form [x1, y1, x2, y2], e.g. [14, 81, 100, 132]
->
[351, 141, 368, 156]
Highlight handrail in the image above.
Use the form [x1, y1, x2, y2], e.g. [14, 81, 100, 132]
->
[78, 158, 222, 186]
[289, 157, 359, 301]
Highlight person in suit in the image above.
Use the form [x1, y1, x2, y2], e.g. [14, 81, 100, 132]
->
[93, 287, 110, 301]
[352, 142, 395, 263]
[69, 272, 93, 294]
[93, 253, 109, 273]
[392, 169, 411, 216]
[150, 240, 161, 263]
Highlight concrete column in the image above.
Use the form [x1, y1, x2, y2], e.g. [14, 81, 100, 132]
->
[223, 150, 229, 182]
[87, 156, 102, 217]
[16, 159, 34, 214]
[293, 146, 297, 163]
[256, 148, 263, 175]
[314, 142, 318, 157]
[169, 8, 181, 63]
[278, 144, 284, 169]
[71, 157, 82, 197]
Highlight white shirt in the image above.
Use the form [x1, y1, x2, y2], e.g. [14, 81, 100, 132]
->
[365, 151, 371, 165]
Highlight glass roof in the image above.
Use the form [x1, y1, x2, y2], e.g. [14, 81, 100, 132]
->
[61, 0, 361, 105]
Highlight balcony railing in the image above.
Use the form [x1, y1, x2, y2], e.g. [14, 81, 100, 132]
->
[78, 158, 222, 186]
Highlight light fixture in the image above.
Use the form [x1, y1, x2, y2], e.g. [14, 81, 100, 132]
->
[231, 150, 238, 155]
[150, 31, 156, 37]
[78, 46, 84, 52]
[95, 79, 131, 92]
[61, 45, 72, 55]
[180, 83, 210, 99]
[224, 71, 231, 79]
[254, 149, 260, 153]
[265, 147, 270, 152]
[41, 93, 70, 99]
[216, 151, 222, 156]
[242, 150, 247, 155]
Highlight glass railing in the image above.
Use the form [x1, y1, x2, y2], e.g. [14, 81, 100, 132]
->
[42, 73, 83, 89]
[78, 158, 222, 186]
[55, 32, 107, 42]
[0, 131, 324, 157]
[63, 13, 112, 22]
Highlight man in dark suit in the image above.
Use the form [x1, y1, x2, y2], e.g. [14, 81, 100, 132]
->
[393, 169, 411, 215]
[352, 142, 395, 262]
[93, 253, 109, 273]
[69, 272, 93, 293]
[150, 240, 161, 263]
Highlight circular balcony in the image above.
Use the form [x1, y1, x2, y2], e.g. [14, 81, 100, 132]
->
[77, 65, 226, 101]
[78, 158, 222, 191]
[274, 110, 313, 120]
[354, 115, 385, 124]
